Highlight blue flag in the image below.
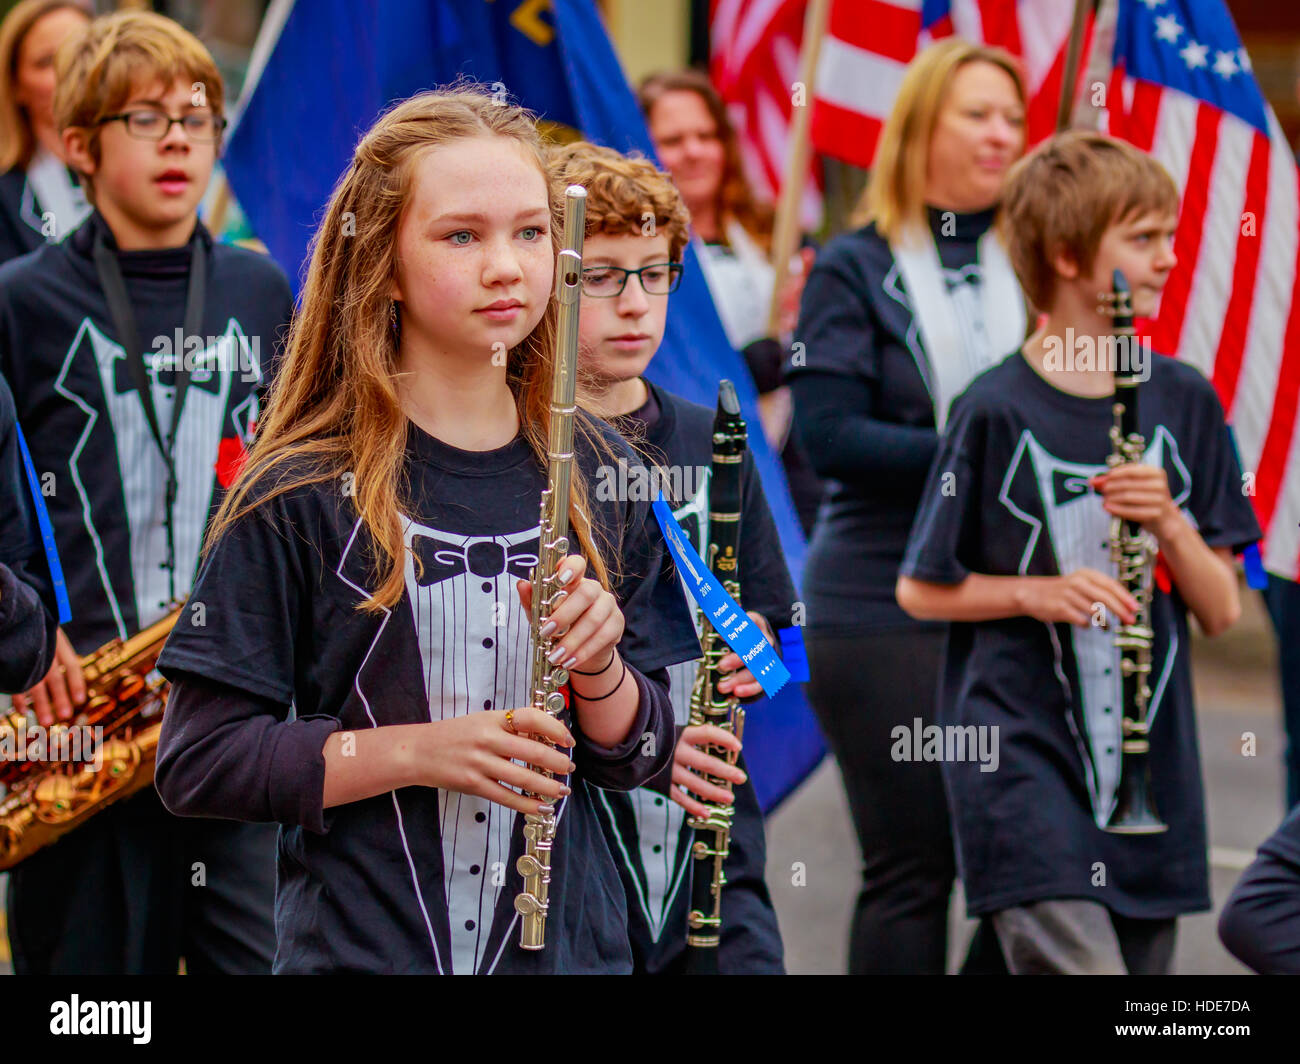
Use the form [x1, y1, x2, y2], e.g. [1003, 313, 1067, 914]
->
[222, 0, 824, 811]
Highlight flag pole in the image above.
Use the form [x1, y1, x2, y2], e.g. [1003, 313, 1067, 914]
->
[765, 0, 831, 337]
[1056, 0, 1097, 131]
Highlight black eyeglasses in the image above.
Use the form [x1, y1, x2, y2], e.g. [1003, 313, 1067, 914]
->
[580, 262, 683, 298]
[97, 109, 227, 143]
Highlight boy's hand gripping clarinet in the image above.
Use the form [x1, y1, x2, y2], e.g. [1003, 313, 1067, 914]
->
[514, 185, 587, 949]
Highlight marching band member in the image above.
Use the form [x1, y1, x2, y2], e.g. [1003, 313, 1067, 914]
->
[898, 132, 1259, 974]
[154, 88, 700, 974]
[1, 10, 291, 974]
[551, 140, 794, 973]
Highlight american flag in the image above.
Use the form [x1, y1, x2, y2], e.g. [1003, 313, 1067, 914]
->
[1108, 0, 1299, 580]
[709, 0, 822, 220]
[810, 0, 1081, 168]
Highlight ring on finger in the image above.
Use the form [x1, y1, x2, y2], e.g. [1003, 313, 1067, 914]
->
[504, 709, 517, 734]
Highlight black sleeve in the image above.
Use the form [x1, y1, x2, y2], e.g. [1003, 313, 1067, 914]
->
[742, 337, 786, 394]
[898, 392, 987, 586]
[571, 463, 697, 790]
[738, 451, 798, 633]
[786, 249, 938, 481]
[0, 374, 56, 691]
[156, 487, 342, 828]
[571, 664, 675, 791]
[0, 562, 55, 692]
[1217, 806, 1300, 975]
[788, 371, 940, 484]
[156, 671, 340, 832]
[1184, 376, 1262, 553]
[158, 487, 303, 702]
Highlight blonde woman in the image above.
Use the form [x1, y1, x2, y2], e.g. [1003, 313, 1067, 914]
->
[0, 0, 91, 263]
[785, 40, 1029, 974]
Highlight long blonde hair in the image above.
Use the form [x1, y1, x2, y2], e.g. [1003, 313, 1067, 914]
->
[208, 88, 613, 612]
[0, 0, 89, 172]
[853, 39, 1025, 242]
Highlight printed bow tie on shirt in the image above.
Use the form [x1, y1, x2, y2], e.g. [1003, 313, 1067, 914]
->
[1052, 469, 1101, 507]
[111, 350, 224, 395]
[409, 534, 541, 587]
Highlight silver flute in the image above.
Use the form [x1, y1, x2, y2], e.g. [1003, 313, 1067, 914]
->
[514, 184, 587, 949]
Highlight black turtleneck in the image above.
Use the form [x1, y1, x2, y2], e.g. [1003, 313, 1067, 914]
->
[75, 211, 210, 380]
[927, 204, 998, 271]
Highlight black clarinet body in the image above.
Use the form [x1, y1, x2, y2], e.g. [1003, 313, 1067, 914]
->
[683, 379, 748, 974]
[1104, 269, 1167, 835]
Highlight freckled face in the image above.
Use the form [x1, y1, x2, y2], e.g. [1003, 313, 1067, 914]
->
[391, 136, 554, 361]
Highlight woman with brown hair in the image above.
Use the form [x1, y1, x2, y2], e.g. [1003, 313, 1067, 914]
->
[638, 68, 822, 536]
[0, 0, 91, 263]
[785, 40, 1030, 974]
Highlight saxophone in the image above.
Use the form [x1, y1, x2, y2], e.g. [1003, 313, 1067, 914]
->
[0, 607, 181, 870]
[513, 183, 586, 949]
[684, 379, 747, 975]
[1102, 269, 1166, 835]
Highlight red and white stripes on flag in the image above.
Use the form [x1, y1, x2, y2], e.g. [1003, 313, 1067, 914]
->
[710, 0, 822, 221]
[810, 0, 1081, 169]
[1108, 3, 1300, 580]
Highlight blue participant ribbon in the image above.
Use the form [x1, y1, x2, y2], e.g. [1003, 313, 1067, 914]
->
[651, 492, 790, 699]
[15, 424, 70, 624]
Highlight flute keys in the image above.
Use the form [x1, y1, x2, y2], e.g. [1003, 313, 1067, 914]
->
[514, 893, 545, 917]
[516, 853, 544, 878]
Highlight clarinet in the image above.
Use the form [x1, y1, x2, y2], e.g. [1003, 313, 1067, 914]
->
[684, 379, 747, 974]
[1103, 269, 1167, 835]
[513, 184, 587, 948]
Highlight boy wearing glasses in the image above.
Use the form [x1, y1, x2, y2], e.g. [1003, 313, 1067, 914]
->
[0, 11, 291, 973]
[549, 141, 794, 974]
